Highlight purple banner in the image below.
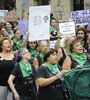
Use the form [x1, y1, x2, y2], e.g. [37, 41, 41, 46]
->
[71, 9, 90, 25]
[87, 22, 90, 31]
[18, 20, 29, 35]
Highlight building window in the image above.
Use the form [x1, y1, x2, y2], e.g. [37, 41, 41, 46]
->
[4, 0, 16, 11]
[42, 0, 49, 5]
[73, 0, 84, 11]
[37, 0, 49, 6]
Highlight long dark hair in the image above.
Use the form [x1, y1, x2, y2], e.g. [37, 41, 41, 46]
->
[76, 27, 87, 41]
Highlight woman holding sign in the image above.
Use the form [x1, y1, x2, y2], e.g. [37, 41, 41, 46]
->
[12, 29, 29, 51]
[36, 48, 68, 100]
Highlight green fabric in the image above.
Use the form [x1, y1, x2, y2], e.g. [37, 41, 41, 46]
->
[8, 30, 13, 35]
[45, 62, 58, 75]
[19, 60, 32, 78]
[29, 49, 37, 59]
[66, 47, 71, 55]
[13, 38, 22, 49]
[39, 53, 44, 62]
[50, 26, 56, 33]
[71, 53, 87, 65]
[63, 65, 90, 100]
[7, 35, 10, 38]
[81, 41, 85, 46]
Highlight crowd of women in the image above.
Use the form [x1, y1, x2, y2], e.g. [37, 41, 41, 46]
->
[0, 14, 90, 100]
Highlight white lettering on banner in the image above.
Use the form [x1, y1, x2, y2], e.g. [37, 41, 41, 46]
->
[71, 9, 90, 25]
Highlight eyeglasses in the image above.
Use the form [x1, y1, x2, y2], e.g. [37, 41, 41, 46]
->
[24, 51, 30, 54]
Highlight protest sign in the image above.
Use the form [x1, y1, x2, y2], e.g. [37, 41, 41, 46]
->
[87, 22, 90, 32]
[4, 11, 18, 22]
[71, 9, 90, 25]
[29, 6, 50, 41]
[0, 10, 8, 22]
[18, 20, 29, 35]
[21, 0, 29, 10]
[59, 21, 75, 38]
[50, 40, 57, 48]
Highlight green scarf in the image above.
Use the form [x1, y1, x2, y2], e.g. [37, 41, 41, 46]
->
[29, 49, 37, 59]
[39, 53, 44, 62]
[71, 53, 87, 65]
[50, 26, 56, 33]
[81, 41, 85, 47]
[19, 60, 32, 78]
[66, 47, 71, 55]
[8, 30, 13, 35]
[13, 38, 22, 49]
[45, 62, 59, 75]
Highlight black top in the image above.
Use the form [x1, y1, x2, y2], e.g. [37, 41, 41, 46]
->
[36, 65, 65, 100]
[70, 55, 90, 69]
[0, 57, 14, 86]
[36, 55, 43, 67]
[83, 42, 89, 53]
[58, 47, 66, 67]
[50, 31, 57, 37]
[11, 62, 36, 96]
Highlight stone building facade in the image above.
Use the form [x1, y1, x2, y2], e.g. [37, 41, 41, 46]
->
[15, 0, 90, 21]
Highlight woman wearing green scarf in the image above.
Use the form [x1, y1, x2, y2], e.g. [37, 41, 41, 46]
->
[5, 22, 14, 39]
[62, 39, 90, 70]
[8, 48, 36, 100]
[76, 27, 89, 53]
[36, 48, 68, 100]
[33, 40, 48, 71]
[50, 17, 59, 39]
[13, 29, 29, 51]
[27, 41, 37, 64]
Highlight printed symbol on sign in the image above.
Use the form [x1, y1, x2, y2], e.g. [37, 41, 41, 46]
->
[33, 16, 42, 25]
[43, 16, 48, 22]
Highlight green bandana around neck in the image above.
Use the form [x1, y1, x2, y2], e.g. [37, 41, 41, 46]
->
[71, 53, 87, 65]
[50, 26, 56, 33]
[8, 30, 13, 35]
[45, 62, 59, 75]
[66, 47, 71, 55]
[39, 53, 44, 62]
[81, 41, 85, 47]
[13, 38, 22, 49]
[29, 48, 37, 59]
[19, 60, 32, 78]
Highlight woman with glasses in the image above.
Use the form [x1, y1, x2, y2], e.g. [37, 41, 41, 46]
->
[8, 48, 36, 100]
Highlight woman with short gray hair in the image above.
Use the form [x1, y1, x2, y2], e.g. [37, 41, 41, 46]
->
[8, 48, 36, 100]
[33, 40, 48, 71]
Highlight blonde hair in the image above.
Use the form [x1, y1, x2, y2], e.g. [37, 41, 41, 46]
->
[63, 34, 74, 48]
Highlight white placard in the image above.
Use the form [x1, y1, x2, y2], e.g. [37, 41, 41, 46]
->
[0, 10, 8, 22]
[59, 21, 75, 37]
[50, 40, 57, 48]
[29, 6, 51, 41]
